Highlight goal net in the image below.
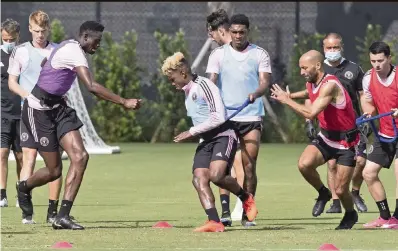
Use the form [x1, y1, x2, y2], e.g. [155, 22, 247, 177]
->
[9, 79, 120, 161]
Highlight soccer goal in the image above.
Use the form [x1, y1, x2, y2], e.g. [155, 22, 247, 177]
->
[9, 79, 120, 161]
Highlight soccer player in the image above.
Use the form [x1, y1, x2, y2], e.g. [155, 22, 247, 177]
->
[8, 10, 66, 224]
[361, 41, 398, 229]
[206, 8, 245, 225]
[162, 51, 257, 232]
[289, 33, 368, 215]
[16, 20, 142, 230]
[1, 18, 23, 208]
[271, 50, 359, 230]
[206, 14, 272, 226]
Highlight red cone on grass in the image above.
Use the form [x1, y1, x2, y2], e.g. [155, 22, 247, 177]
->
[152, 221, 173, 228]
[318, 243, 339, 251]
[52, 241, 73, 249]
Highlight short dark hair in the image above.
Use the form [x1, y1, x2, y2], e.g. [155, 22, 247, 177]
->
[207, 9, 229, 31]
[1, 18, 20, 35]
[79, 21, 104, 36]
[230, 14, 250, 29]
[369, 41, 391, 56]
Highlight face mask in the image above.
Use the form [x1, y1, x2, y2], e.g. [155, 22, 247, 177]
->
[325, 51, 342, 62]
[2, 41, 16, 54]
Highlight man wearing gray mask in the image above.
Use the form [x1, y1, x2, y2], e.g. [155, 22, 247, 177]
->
[289, 33, 368, 216]
[1, 18, 23, 208]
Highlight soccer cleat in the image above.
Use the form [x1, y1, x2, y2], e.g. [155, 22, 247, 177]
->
[242, 193, 258, 221]
[241, 212, 257, 227]
[0, 198, 8, 207]
[47, 212, 76, 224]
[231, 199, 243, 221]
[22, 214, 36, 224]
[17, 182, 33, 217]
[326, 202, 342, 213]
[193, 220, 225, 232]
[220, 211, 232, 227]
[52, 216, 84, 230]
[381, 216, 398, 229]
[312, 190, 332, 217]
[335, 210, 358, 230]
[363, 217, 390, 228]
[351, 192, 368, 212]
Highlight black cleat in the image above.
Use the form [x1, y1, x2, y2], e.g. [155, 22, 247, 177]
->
[335, 210, 358, 230]
[312, 190, 332, 217]
[48, 213, 76, 224]
[352, 192, 368, 213]
[17, 181, 33, 217]
[220, 211, 232, 227]
[52, 216, 84, 230]
[326, 201, 342, 214]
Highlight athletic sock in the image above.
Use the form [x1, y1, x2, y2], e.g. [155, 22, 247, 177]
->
[205, 208, 220, 222]
[376, 199, 391, 220]
[318, 185, 329, 197]
[351, 189, 360, 196]
[220, 194, 230, 213]
[332, 199, 341, 206]
[0, 189, 6, 200]
[48, 200, 59, 215]
[237, 188, 249, 202]
[58, 200, 73, 218]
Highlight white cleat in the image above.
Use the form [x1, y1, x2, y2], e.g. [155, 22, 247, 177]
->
[231, 199, 243, 221]
[22, 215, 36, 224]
[0, 198, 8, 207]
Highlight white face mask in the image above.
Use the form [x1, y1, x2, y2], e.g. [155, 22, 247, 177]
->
[1, 40, 16, 54]
[325, 51, 342, 62]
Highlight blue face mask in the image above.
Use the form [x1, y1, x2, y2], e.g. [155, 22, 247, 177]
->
[325, 51, 342, 62]
[2, 41, 16, 54]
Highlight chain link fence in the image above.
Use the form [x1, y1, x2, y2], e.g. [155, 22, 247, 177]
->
[3, 2, 397, 84]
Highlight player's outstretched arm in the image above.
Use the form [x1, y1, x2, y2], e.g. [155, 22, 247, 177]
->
[76, 66, 141, 110]
[271, 82, 335, 120]
[289, 88, 309, 99]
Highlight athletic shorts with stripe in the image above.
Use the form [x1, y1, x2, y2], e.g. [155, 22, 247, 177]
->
[20, 101, 83, 152]
[192, 135, 237, 174]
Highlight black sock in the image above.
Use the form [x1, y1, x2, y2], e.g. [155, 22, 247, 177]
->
[48, 200, 59, 214]
[318, 185, 329, 196]
[205, 208, 220, 222]
[376, 199, 391, 220]
[393, 199, 398, 218]
[0, 189, 6, 200]
[351, 189, 360, 196]
[18, 180, 31, 194]
[220, 195, 230, 213]
[237, 188, 249, 202]
[58, 200, 73, 218]
[333, 199, 341, 206]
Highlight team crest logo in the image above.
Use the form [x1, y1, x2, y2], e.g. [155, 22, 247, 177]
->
[21, 133, 29, 142]
[192, 93, 197, 101]
[344, 71, 353, 79]
[40, 137, 49, 147]
[367, 144, 374, 154]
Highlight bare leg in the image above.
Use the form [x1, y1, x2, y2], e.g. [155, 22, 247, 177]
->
[240, 130, 261, 195]
[0, 148, 10, 191]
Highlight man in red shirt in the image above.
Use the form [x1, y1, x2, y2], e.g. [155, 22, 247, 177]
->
[361, 41, 398, 229]
[271, 50, 358, 230]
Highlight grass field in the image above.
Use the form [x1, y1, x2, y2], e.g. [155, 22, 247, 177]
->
[1, 143, 397, 251]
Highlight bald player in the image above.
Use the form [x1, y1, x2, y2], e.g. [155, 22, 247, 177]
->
[271, 50, 359, 230]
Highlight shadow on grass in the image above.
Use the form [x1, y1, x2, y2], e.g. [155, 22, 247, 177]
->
[1, 231, 35, 235]
[256, 217, 343, 221]
[228, 226, 305, 231]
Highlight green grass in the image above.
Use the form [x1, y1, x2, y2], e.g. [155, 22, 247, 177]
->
[1, 143, 397, 251]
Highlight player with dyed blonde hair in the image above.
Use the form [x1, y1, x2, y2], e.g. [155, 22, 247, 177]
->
[162, 52, 257, 232]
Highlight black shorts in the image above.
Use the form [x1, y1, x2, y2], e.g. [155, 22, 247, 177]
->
[311, 135, 356, 167]
[1, 117, 22, 152]
[355, 134, 368, 159]
[192, 136, 237, 173]
[367, 137, 398, 169]
[232, 121, 263, 138]
[20, 101, 83, 152]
